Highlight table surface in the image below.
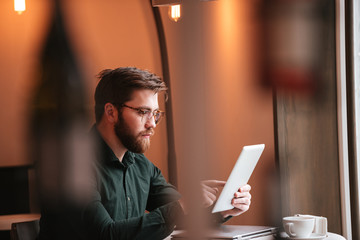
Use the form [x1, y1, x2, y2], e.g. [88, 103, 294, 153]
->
[0, 217, 347, 240]
[167, 229, 346, 240]
[0, 213, 41, 231]
[274, 232, 345, 240]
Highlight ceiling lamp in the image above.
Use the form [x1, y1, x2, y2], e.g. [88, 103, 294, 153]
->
[14, 0, 26, 14]
[168, 4, 181, 22]
[152, 0, 182, 22]
[152, 0, 181, 7]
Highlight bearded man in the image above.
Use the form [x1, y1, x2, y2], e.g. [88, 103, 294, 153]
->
[38, 67, 251, 240]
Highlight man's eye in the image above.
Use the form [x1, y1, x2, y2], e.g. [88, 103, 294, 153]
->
[138, 109, 150, 116]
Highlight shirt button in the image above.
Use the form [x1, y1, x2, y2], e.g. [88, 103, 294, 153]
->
[127, 197, 130, 201]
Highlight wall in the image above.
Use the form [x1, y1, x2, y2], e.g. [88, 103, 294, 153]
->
[160, 0, 277, 226]
[0, 0, 51, 167]
[61, 0, 169, 179]
[0, 0, 169, 177]
[0, 0, 277, 227]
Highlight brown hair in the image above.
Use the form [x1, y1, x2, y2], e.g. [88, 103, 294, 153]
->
[94, 67, 167, 123]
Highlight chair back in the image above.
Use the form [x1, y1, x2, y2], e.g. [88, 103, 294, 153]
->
[10, 220, 39, 240]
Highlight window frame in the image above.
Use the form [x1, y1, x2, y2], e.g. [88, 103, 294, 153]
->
[335, 0, 352, 239]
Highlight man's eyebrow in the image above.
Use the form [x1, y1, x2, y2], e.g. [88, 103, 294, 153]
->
[138, 106, 160, 111]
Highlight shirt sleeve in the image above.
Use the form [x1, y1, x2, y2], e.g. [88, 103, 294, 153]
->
[82, 191, 184, 240]
[146, 163, 182, 211]
[81, 161, 184, 240]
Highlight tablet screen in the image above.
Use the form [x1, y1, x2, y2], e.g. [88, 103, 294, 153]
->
[212, 144, 265, 213]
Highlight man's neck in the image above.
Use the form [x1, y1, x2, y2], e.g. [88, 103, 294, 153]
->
[96, 123, 127, 162]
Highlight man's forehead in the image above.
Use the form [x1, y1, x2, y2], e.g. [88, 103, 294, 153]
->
[130, 89, 158, 98]
[127, 89, 159, 106]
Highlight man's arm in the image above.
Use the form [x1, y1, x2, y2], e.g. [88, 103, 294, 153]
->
[82, 193, 183, 240]
[80, 160, 184, 240]
[145, 162, 183, 209]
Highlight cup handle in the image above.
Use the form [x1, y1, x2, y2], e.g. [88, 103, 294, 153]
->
[285, 223, 296, 237]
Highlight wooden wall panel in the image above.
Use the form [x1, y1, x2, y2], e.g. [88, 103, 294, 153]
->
[275, 92, 342, 234]
[273, 0, 343, 234]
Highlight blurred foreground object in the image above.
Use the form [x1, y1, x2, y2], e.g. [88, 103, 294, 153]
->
[30, 0, 93, 209]
[262, 0, 329, 94]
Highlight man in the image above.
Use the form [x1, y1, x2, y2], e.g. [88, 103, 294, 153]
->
[39, 67, 251, 239]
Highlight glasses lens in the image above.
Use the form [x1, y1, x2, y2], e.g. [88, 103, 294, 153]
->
[139, 110, 164, 125]
[154, 111, 164, 124]
[141, 111, 152, 123]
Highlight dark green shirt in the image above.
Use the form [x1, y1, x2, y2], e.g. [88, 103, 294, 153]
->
[39, 127, 184, 240]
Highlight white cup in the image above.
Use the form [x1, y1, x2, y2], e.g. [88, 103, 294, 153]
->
[295, 214, 328, 236]
[283, 216, 315, 238]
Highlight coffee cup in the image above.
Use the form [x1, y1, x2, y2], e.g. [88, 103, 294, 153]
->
[283, 216, 315, 238]
[295, 214, 327, 236]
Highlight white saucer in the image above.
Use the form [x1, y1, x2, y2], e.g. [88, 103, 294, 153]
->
[287, 233, 328, 240]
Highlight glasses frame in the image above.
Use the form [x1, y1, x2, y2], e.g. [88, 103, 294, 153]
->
[121, 104, 165, 125]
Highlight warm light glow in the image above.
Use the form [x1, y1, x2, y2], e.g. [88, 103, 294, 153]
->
[169, 4, 181, 22]
[14, 0, 26, 14]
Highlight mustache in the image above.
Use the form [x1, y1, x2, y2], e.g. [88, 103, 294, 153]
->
[140, 129, 154, 136]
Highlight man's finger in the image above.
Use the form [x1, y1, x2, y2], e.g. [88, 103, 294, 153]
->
[232, 197, 251, 205]
[203, 197, 213, 208]
[202, 180, 226, 188]
[202, 184, 218, 195]
[205, 191, 217, 203]
[234, 191, 251, 199]
[239, 184, 251, 192]
[203, 192, 217, 207]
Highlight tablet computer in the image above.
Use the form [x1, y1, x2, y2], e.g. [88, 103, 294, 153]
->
[212, 144, 265, 213]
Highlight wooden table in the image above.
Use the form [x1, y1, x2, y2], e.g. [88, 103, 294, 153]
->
[166, 231, 274, 239]
[167, 229, 347, 240]
[0, 213, 40, 231]
[167, 225, 277, 240]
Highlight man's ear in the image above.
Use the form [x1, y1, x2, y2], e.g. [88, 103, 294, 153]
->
[103, 103, 118, 124]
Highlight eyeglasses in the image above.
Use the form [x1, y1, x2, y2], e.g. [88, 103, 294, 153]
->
[122, 104, 165, 125]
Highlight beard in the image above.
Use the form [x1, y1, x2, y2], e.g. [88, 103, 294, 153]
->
[114, 115, 154, 153]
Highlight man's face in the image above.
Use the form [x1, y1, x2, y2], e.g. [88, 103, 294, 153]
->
[114, 89, 159, 153]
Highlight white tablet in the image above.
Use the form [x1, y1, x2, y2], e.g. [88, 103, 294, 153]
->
[212, 144, 265, 213]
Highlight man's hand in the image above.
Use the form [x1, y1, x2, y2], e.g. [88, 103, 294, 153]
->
[201, 180, 226, 208]
[220, 184, 252, 218]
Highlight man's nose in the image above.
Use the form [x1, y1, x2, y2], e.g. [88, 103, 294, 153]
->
[145, 115, 156, 129]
